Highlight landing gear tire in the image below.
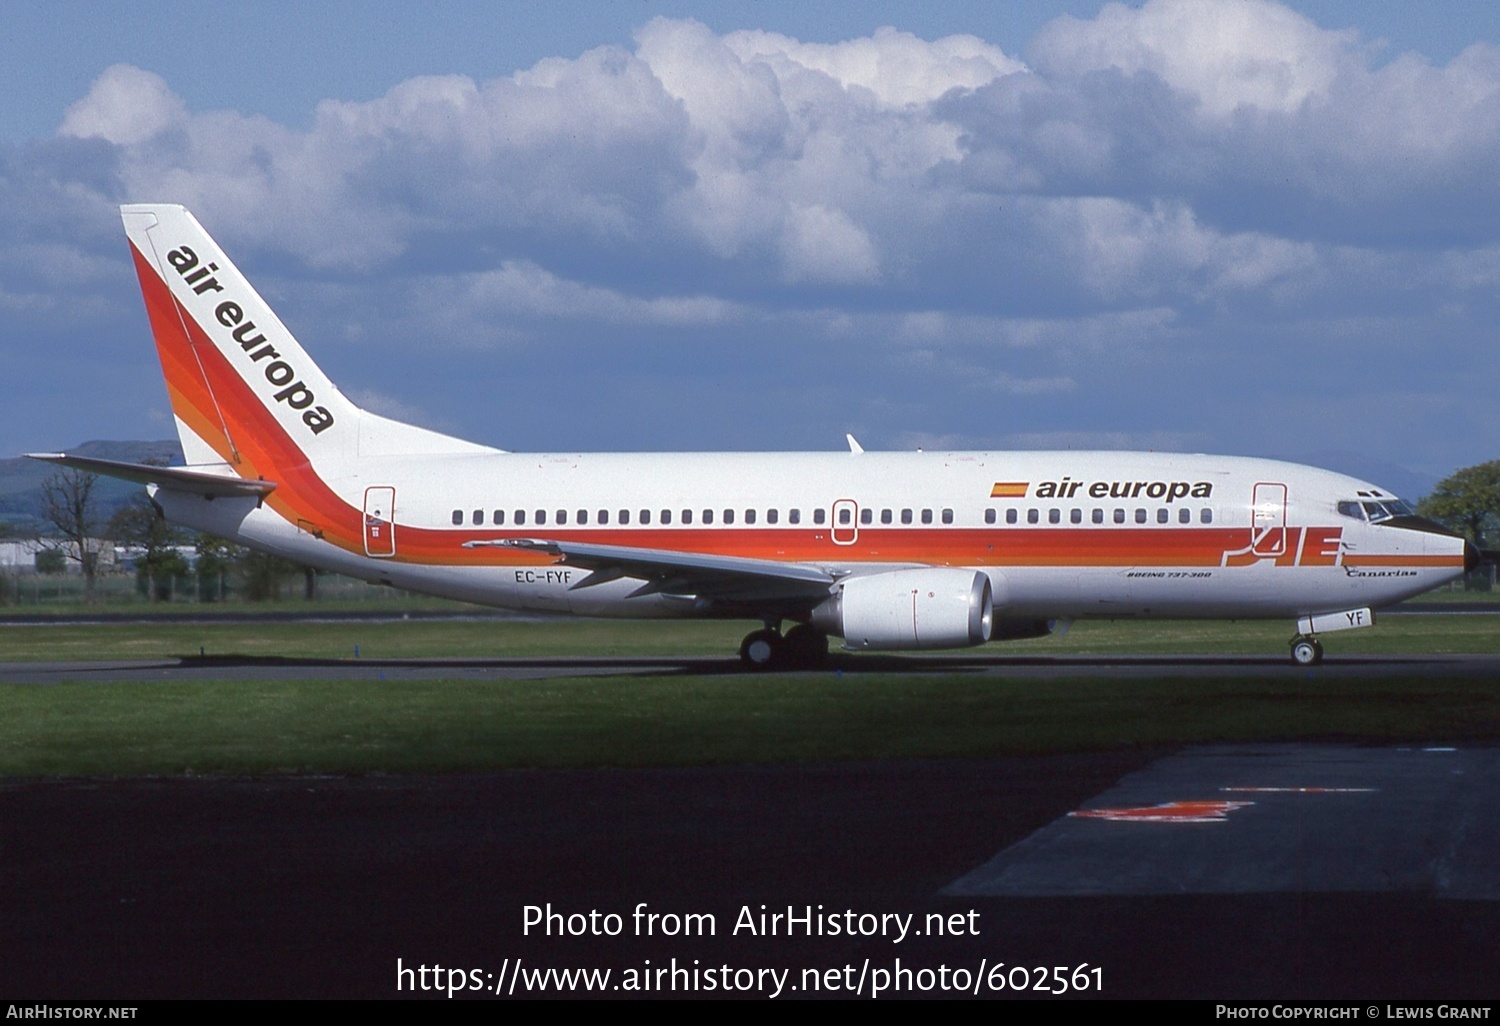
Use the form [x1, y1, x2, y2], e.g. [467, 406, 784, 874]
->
[739, 629, 783, 671]
[782, 624, 829, 669]
[1289, 637, 1324, 666]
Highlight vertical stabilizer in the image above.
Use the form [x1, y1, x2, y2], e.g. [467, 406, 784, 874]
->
[121, 204, 494, 482]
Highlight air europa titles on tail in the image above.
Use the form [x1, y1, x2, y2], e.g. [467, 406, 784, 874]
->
[165, 244, 334, 435]
[25, 203, 1479, 671]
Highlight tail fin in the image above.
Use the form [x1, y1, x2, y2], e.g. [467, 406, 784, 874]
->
[121, 204, 493, 480]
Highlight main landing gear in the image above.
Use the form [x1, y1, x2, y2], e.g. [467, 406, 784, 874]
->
[738, 623, 830, 671]
[1289, 636, 1324, 666]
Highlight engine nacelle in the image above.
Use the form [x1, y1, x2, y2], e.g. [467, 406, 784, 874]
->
[811, 568, 994, 651]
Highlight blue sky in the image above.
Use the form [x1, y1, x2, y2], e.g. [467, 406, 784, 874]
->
[5, 0, 1500, 493]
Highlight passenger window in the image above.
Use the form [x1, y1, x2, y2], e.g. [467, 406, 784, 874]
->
[922, 509, 933, 524]
[1178, 507, 1190, 524]
[556, 510, 567, 525]
[860, 509, 873, 525]
[881, 509, 893, 525]
[723, 509, 735, 525]
[682, 509, 693, 525]
[767, 509, 778, 524]
[472, 510, 484, 525]
[577, 510, 588, 525]
[813, 509, 824, 525]
[618, 510, 629, 525]
[942, 509, 953, 524]
[515, 510, 526, 526]
[837, 508, 849, 525]
[536, 510, 547, 525]
[900, 509, 912, 524]
[660, 510, 671, 525]
[789, 509, 801, 524]
[703, 509, 714, 524]
[1070, 508, 1082, 524]
[745, 509, 756, 524]
[451, 510, 463, 526]
[1201, 508, 1213, 524]
[1114, 509, 1125, 524]
[639, 509, 651, 525]
[1027, 509, 1039, 524]
[1006, 509, 1018, 524]
[984, 509, 996, 525]
[494, 510, 505, 525]
[1048, 508, 1060, 524]
[1092, 508, 1103, 524]
[1135, 508, 1147, 524]
[598, 510, 609, 525]
[1157, 508, 1168, 524]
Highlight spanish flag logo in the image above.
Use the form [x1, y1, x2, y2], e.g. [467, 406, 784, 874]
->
[990, 482, 1029, 499]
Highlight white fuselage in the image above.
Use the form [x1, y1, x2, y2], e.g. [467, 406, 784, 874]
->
[155, 448, 1465, 624]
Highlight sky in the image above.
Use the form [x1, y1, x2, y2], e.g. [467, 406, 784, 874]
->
[5, 0, 1500, 491]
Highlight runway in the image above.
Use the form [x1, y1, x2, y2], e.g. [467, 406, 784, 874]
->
[4, 747, 1499, 999]
[947, 744, 1500, 899]
[4, 650, 1500, 684]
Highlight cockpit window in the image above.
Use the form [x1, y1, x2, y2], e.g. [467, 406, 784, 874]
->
[1358, 498, 1415, 523]
[1337, 501, 1365, 520]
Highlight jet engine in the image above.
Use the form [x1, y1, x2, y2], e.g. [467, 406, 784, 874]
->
[811, 568, 994, 650]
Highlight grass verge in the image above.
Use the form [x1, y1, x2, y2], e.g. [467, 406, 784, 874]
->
[0, 612, 1495, 661]
[3, 668, 1498, 777]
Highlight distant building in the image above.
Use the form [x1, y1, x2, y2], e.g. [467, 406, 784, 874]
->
[0, 538, 117, 572]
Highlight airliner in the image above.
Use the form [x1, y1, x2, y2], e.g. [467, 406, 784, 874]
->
[30, 205, 1477, 668]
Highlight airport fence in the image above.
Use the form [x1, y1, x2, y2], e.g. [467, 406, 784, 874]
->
[0, 568, 459, 612]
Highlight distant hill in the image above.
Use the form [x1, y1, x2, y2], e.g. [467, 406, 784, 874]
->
[0, 440, 184, 526]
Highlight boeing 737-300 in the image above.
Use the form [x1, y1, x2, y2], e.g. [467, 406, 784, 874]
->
[28, 205, 1479, 668]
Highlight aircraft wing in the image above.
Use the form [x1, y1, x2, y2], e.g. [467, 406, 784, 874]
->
[464, 537, 839, 602]
[24, 453, 277, 499]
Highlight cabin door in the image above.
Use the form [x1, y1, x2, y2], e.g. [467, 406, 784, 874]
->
[364, 486, 397, 558]
[1250, 482, 1287, 557]
[831, 499, 859, 545]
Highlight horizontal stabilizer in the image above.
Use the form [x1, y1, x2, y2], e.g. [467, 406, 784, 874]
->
[25, 453, 276, 498]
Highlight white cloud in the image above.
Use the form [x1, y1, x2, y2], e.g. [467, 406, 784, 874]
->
[459, 261, 741, 326]
[779, 204, 879, 283]
[10, 6, 1500, 470]
[1032, 0, 1353, 118]
[59, 64, 186, 146]
[722, 25, 1024, 108]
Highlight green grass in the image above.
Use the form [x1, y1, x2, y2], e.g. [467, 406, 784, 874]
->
[2, 669, 1498, 777]
[0, 612, 1494, 662]
[1, 614, 1497, 777]
[0, 617, 749, 661]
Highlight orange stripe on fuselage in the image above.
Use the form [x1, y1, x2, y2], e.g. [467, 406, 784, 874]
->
[1342, 553, 1464, 567]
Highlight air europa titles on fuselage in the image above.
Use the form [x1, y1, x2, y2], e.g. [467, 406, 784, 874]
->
[1031, 476, 1213, 502]
[165, 245, 335, 436]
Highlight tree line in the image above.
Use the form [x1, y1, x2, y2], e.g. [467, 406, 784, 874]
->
[28, 465, 316, 604]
